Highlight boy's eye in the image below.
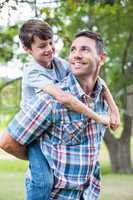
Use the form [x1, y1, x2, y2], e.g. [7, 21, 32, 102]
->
[39, 45, 46, 49]
[49, 42, 53, 45]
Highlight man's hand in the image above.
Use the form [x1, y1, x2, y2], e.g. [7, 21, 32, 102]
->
[0, 132, 28, 160]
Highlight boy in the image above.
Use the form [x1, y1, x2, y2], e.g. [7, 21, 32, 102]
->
[19, 19, 119, 200]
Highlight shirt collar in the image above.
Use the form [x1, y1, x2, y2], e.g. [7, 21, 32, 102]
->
[91, 77, 103, 102]
[65, 72, 85, 99]
[64, 72, 103, 102]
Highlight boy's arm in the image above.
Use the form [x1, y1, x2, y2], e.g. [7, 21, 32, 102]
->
[102, 84, 120, 130]
[43, 84, 110, 127]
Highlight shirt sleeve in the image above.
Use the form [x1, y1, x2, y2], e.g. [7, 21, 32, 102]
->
[25, 68, 53, 90]
[6, 95, 53, 145]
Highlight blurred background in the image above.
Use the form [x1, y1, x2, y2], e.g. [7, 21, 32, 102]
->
[0, 0, 133, 199]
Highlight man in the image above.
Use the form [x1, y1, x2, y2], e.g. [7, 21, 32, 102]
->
[0, 31, 119, 200]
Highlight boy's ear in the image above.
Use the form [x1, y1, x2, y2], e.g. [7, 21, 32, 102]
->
[22, 44, 31, 54]
[99, 53, 106, 66]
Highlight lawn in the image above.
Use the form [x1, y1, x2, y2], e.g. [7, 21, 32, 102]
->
[101, 174, 133, 200]
[0, 160, 133, 200]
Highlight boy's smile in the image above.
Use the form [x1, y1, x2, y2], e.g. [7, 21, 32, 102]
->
[28, 36, 55, 68]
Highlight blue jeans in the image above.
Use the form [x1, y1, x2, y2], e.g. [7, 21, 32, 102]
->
[25, 140, 54, 200]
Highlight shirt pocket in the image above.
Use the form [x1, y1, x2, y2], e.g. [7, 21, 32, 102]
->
[61, 120, 87, 145]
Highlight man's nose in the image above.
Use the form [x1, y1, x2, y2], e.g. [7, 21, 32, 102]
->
[73, 50, 82, 59]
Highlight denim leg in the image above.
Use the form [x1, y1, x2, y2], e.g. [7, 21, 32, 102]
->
[25, 140, 54, 200]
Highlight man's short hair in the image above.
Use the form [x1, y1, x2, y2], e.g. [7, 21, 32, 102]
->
[19, 19, 53, 49]
[74, 31, 104, 55]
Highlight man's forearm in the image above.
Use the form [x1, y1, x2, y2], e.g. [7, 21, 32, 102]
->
[0, 132, 28, 160]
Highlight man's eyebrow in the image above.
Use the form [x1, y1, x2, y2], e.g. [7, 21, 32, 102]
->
[80, 45, 91, 50]
[70, 45, 92, 49]
[70, 45, 75, 48]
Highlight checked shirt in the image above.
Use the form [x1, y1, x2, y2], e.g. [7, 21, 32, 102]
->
[7, 72, 108, 200]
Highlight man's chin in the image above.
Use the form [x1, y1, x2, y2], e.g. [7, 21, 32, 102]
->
[72, 71, 93, 79]
[72, 71, 84, 77]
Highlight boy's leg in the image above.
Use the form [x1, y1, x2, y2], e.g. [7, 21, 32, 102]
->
[25, 140, 54, 200]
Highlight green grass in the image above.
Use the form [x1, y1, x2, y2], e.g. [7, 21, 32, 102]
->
[0, 171, 25, 200]
[101, 174, 133, 200]
[0, 160, 27, 172]
[0, 160, 27, 200]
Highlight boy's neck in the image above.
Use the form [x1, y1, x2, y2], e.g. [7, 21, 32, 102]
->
[36, 60, 53, 69]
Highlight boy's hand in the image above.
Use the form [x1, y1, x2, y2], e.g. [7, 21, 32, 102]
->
[98, 115, 110, 128]
[110, 109, 120, 131]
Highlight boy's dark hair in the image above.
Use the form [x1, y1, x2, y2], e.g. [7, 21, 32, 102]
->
[74, 31, 104, 55]
[19, 19, 53, 49]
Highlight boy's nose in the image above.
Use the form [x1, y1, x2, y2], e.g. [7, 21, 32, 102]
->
[45, 44, 53, 52]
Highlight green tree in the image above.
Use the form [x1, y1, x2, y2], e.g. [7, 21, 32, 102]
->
[0, 78, 21, 128]
[0, 25, 18, 63]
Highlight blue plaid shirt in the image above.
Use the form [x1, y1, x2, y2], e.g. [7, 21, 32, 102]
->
[7, 72, 108, 200]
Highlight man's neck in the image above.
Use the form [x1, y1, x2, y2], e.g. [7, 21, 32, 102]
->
[77, 64, 100, 94]
[77, 75, 97, 95]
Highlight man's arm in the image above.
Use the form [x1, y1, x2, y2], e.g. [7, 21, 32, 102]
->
[0, 95, 53, 159]
[0, 132, 28, 160]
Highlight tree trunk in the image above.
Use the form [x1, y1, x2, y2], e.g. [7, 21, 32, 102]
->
[104, 114, 133, 173]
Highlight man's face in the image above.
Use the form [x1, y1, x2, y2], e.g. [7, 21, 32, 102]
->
[27, 36, 55, 67]
[69, 36, 101, 78]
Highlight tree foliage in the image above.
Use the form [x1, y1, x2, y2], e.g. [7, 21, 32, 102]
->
[0, 25, 18, 63]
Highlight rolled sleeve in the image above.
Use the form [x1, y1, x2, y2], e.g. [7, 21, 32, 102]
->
[6, 95, 53, 145]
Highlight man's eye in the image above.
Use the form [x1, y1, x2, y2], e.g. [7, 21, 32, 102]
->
[70, 47, 75, 52]
[81, 47, 90, 52]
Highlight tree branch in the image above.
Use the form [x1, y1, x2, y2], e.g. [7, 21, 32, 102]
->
[121, 27, 133, 75]
[121, 113, 132, 140]
[0, 0, 10, 9]
[103, 128, 116, 147]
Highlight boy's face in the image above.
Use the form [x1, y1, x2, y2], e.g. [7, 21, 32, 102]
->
[69, 36, 105, 78]
[26, 36, 55, 68]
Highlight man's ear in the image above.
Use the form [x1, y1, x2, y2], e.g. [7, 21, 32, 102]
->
[22, 44, 31, 54]
[99, 53, 106, 66]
